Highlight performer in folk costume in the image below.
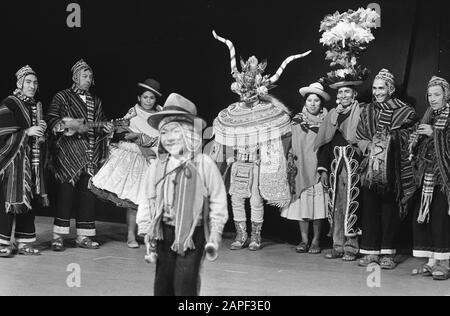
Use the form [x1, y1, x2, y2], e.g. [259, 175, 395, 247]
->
[0, 65, 48, 257]
[209, 30, 311, 251]
[46, 59, 114, 251]
[356, 69, 418, 269]
[314, 7, 380, 261]
[146, 93, 228, 296]
[409, 76, 450, 280]
[314, 78, 365, 262]
[90, 78, 162, 248]
[281, 82, 329, 254]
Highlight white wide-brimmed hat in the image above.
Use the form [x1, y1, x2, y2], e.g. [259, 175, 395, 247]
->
[299, 82, 330, 102]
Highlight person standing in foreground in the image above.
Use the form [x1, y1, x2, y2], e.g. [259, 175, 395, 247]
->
[146, 93, 228, 296]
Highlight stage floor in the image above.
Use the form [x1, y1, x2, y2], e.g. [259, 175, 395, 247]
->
[0, 216, 448, 296]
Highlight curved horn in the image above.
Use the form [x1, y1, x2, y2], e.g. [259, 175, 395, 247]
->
[212, 30, 238, 74]
[269, 50, 312, 84]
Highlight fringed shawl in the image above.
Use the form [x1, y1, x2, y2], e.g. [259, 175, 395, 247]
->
[148, 156, 207, 255]
[411, 104, 450, 220]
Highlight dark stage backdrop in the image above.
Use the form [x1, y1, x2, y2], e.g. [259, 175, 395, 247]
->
[0, 0, 448, 242]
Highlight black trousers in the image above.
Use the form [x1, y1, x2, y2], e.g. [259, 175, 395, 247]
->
[413, 189, 450, 259]
[0, 190, 36, 245]
[154, 224, 206, 296]
[360, 188, 400, 255]
[53, 173, 96, 236]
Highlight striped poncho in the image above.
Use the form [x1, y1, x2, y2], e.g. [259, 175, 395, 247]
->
[0, 95, 46, 214]
[46, 88, 108, 184]
[356, 97, 419, 216]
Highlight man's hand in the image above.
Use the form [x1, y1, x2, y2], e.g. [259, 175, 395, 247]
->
[417, 124, 433, 137]
[103, 122, 114, 134]
[319, 171, 329, 189]
[26, 125, 45, 137]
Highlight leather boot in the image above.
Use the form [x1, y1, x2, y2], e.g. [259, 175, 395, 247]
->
[230, 221, 248, 250]
[249, 221, 262, 251]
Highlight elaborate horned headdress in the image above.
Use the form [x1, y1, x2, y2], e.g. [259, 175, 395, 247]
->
[212, 30, 311, 103]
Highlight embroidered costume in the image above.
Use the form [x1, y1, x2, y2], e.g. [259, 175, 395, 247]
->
[209, 30, 310, 251]
[315, 98, 364, 258]
[314, 7, 380, 260]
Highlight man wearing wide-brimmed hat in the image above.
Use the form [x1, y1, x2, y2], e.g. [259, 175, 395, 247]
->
[0, 65, 48, 257]
[145, 93, 228, 296]
[314, 71, 366, 262]
[46, 59, 113, 251]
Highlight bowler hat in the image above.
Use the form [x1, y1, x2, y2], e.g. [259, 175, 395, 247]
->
[138, 78, 162, 97]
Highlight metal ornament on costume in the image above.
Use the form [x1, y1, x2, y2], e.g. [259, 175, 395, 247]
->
[211, 30, 311, 207]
